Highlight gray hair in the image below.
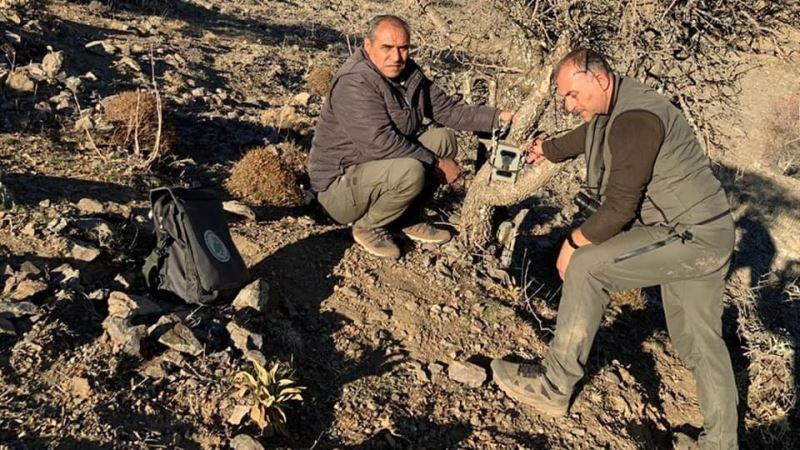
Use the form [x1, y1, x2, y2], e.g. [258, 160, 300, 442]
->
[552, 48, 613, 85]
[366, 15, 411, 41]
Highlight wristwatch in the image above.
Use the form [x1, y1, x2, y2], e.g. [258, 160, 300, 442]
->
[566, 232, 580, 249]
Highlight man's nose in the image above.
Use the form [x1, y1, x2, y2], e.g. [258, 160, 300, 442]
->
[565, 97, 577, 113]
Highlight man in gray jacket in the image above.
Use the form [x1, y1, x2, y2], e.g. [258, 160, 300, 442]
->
[491, 49, 737, 449]
[309, 15, 513, 259]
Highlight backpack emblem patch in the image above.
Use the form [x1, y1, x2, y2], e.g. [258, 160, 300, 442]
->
[204, 230, 231, 262]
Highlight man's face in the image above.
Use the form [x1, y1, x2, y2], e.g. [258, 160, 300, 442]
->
[555, 62, 612, 123]
[364, 22, 410, 79]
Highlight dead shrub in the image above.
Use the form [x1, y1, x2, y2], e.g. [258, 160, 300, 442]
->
[227, 146, 303, 207]
[101, 90, 175, 157]
[306, 65, 335, 97]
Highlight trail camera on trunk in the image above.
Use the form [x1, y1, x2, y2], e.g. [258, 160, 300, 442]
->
[143, 187, 250, 305]
[490, 141, 524, 184]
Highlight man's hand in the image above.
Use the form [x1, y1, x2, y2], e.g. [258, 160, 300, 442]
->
[436, 158, 461, 185]
[556, 229, 591, 280]
[498, 110, 515, 127]
[526, 139, 546, 165]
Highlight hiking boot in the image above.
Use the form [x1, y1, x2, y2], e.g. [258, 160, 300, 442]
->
[352, 226, 400, 259]
[401, 222, 451, 244]
[491, 359, 570, 417]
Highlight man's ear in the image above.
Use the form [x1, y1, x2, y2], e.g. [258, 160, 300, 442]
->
[363, 38, 372, 52]
[595, 71, 612, 91]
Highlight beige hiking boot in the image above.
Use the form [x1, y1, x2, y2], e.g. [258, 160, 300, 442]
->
[352, 227, 400, 259]
[491, 359, 570, 417]
[401, 222, 451, 244]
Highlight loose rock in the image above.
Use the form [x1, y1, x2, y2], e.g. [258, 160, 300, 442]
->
[448, 360, 487, 388]
[107, 291, 161, 319]
[232, 279, 269, 313]
[76, 198, 104, 214]
[159, 322, 203, 356]
[226, 320, 263, 352]
[103, 316, 147, 357]
[230, 434, 264, 450]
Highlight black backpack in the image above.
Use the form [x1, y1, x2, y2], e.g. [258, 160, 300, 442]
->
[143, 187, 250, 305]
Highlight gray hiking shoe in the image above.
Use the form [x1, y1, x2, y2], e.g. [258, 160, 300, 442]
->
[491, 359, 570, 417]
[352, 226, 400, 259]
[401, 222, 451, 244]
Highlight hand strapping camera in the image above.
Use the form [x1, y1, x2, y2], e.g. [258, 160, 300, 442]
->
[526, 139, 546, 165]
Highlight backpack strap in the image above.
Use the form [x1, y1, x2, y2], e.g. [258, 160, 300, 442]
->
[142, 236, 171, 289]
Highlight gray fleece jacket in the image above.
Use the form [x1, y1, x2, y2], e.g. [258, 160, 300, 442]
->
[308, 47, 500, 192]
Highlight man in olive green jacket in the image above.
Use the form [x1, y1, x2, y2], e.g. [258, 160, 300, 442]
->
[309, 15, 512, 259]
[491, 49, 738, 449]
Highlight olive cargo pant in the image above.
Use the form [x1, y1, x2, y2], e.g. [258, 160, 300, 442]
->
[542, 216, 739, 449]
[318, 128, 456, 229]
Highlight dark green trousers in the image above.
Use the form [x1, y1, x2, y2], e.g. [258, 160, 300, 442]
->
[543, 216, 738, 449]
[318, 128, 456, 229]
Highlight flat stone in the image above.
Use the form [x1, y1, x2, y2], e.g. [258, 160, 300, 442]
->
[76, 198, 104, 214]
[19, 262, 41, 276]
[244, 349, 266, 367]
[227, 405, 251, 426]
[0, 301, 41, 318]
[140, 358, 167, 380]
[70, 239, 101, 262]
[103, 316, 146, 357]
[159, 322, 203, 356]
[51, 263, 81, 289]
[226, 320, 263, 352]
[222, 200, 257, 221]
[9, 279, 48, 301]
[447, 360, 486, 388]
[429, 362, 446, 375]
[107, 291, 161, 319]
[230, 434, 264, 450]
[232, 279, 269, 313]
[147, 313, 180, 339]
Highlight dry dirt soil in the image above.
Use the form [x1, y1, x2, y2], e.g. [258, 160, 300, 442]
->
[1, 1, 799, 449]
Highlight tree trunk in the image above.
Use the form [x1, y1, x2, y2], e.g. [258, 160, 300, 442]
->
[460, 36, 571, 249]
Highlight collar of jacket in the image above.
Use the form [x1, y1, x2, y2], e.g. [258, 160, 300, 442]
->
[602, 74, 622, 118]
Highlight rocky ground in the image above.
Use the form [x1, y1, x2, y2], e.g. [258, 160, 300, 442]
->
[1, 1, 799, 449]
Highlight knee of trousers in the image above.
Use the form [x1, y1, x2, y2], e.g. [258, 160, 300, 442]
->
[564, 248, 605, 286]
[386, 158, 426, 197]
[439, 129, 458, 159]
[423, 128, 458, 159]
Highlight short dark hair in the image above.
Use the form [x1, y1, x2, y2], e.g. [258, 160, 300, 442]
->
[366, 15, 411, 41]
[552, 48, 612, 84]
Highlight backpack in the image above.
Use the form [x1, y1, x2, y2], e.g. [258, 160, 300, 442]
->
[143, 187, 250, 305]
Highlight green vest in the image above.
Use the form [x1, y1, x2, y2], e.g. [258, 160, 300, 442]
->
[584, 76, 729, 226]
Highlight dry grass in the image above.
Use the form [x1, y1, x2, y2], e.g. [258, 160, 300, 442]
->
[609, 288, 647, 309]
[226, 145, 303, 207]
[101, 90, 175, 157]
[763, 93, 800, 177]
[729, 273, 798, 447]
